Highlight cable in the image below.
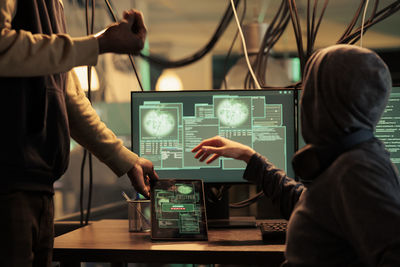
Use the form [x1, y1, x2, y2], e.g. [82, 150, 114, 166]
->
[288, 0, 305, 72]
[222, 0, 247, 89]
[104, 0, 118, 21]
[258, 1, 290, 87]
[338, 1, 400, 45]
[360, 0, 371, 47]
[230, 0, 261, 89]
[138, 0, 241, 68]
[104, 0, 144, 91]
[347, 2, 400, 44]
[338, 1, 365, 42]
[229, 191, 264, 208]
[310, 0, 328, 56]
[79, 148, 87, 226]
[79, 0, 96, 226]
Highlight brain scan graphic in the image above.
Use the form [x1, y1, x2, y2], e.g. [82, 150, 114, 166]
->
[143, 110, 176, 137]
[177, 185, 193, 195]
[217, 99, 249, 127]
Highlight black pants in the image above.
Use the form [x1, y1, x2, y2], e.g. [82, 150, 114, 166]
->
[0, 191, 54, 267]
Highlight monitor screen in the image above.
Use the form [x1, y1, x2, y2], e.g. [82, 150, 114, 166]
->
[131, 89, 296, 183]
[376, 86, 400, 171]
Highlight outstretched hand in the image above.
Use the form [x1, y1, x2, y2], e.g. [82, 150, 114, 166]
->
[192, 136, 255, 164]
[96, 9, 147, 55]
[127, 157, 159, 199]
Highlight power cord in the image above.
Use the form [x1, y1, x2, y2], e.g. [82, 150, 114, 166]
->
[222, 0, 247, 89]
[338, 1, 400, 45]
[229, 191, 264, 209]
[360, 0, 370, 47]
[136, 0, 241, 68]
[230, 0, 261, 89]
[80, 0, 96, 226]
[104, 0, 144, 92]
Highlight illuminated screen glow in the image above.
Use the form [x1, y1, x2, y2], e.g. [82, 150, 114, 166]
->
[131, 89, 296, 183]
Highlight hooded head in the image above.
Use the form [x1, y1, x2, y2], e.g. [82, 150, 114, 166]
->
[300, 44, 392, 146]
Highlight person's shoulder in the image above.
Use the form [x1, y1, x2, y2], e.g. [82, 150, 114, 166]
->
[335, 141, 399, 188]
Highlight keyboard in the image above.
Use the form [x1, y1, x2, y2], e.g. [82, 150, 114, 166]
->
[259, 220, 287, 244]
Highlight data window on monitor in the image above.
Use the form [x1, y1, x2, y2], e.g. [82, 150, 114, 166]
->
[376, 86, 400, 171]
[131, 89, 296, 183]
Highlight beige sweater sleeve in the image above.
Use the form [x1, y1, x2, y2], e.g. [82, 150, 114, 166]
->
[66, 71, 139, 177]
[0, 0, 98, 76]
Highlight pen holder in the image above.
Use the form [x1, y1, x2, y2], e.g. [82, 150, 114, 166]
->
[128, 199, 151, 232]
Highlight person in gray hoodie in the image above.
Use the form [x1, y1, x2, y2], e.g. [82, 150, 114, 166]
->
[192, 44, 400, 266]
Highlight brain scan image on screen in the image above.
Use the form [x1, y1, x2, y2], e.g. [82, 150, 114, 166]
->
[143, 109, 176, 137]
[177, 185, 193, 194]
[216, 99, 250, 127]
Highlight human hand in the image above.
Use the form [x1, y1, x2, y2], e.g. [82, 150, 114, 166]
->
[127, 157, 159, 199]
[96, 9, 147, 55]
[192, 136, 256, 164]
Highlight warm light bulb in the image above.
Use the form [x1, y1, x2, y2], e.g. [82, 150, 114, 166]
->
[73, 66, 100, 91]
[155, 70, 183, 91]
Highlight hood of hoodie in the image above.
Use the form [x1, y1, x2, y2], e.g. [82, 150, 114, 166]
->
[300, 44, 392, 146]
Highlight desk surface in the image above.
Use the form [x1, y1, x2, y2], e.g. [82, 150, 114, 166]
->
[54, 219, 285, 265]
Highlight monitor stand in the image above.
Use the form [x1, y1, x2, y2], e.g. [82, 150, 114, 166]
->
[204, 184, 257, 229]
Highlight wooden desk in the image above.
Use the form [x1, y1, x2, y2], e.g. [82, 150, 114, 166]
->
[53, 219, 285, 266]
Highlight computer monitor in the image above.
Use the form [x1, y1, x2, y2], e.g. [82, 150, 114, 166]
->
[131, 89, 296, 183]
[375, 86, 400, 172]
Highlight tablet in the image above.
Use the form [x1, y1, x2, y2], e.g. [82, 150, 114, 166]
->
[150, 179, 208, 241]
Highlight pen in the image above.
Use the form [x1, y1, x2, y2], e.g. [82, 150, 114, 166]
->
[122, 191, 151, 227]
[122, 191, 131, 201]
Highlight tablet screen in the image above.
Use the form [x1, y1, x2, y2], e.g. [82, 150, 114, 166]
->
[151, 179, 208, 240]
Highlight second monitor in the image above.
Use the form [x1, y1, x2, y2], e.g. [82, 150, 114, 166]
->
[131, 89, 296, 183]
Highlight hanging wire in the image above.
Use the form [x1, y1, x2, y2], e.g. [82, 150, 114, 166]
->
[136, 0, 241, 68]
[360, 0, 371, 47]
[104, 0, 144, 91]
[229, 191, 265, 208]
[221, 0, 247, 89]
[79, 0, 96, 226]
[338, 0, 400, 45]
[258, 1, 291, 87]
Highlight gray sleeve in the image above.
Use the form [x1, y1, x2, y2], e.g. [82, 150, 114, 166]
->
[243, 153, 304, 219]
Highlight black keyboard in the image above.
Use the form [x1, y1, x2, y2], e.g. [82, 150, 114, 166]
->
[259, 220, 287, 244]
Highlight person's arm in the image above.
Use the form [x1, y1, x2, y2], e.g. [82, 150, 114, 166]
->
[192, 136, 304, 219]
[0, 1, 145, 77]
[66, 71, 135, 175]
[192, 136, 256, 164]
[0, 0, 98, 76]
[65, 71, 157, 197]
[243, 153, 304, 219]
